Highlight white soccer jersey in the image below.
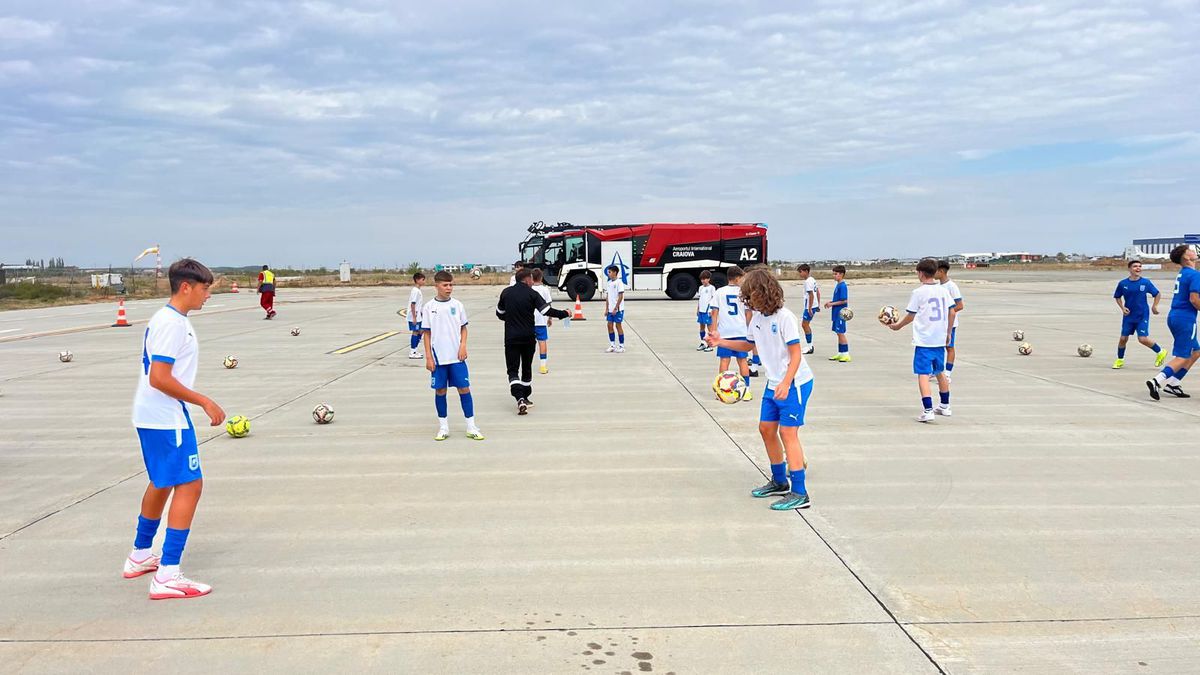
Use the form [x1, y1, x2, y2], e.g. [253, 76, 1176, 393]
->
[408, 287, 423, 322]
[508, 275, 516, 287]
[697, 283, 716, 314]
[711, 284, 748, 338]
[533, 284, 553, 327]
[747, 307, 814, 389]
[133, 306, 199, 430]
[606, 279, 626, 312]
[421, 297, 469, 365]
[803, 277, 819, 312]
[906, 283, 955, 347]
[942, 279, 962, 329]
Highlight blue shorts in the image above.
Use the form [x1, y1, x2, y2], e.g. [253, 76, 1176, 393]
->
[534, 326, 549, 341]
[696, 312, 712, 326]
[408, 321, 422, 332]
[948, 327, 957, 347]
[606, 311, 625, 324]
[431, 362, 471, 390]
[802, 310, 814, 322]
[137, 413, 201, 489]
[760, 380, 814, 428]
[831, 315, 846, 334]
[717, 339, 748, 359]
[1121, 315, 1150, 337]
[913, 346, 946, 376]
[1167, 313, 1199, 358]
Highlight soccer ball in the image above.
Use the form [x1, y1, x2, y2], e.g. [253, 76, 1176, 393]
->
[877, 305, 900, 325]
[712, 370, 747, 404]
[58, 350, 73, 363]
[1012, 330, 1025, 341]
[471, 267, 483, 280]
[1018, 342, 1033, 355]
[291, 327, 301, 336]
[1078, 344, 1093, 357]
[225, 415, 250, 438]
[840, 307, 854, 321]
[223, 355, 239, 369]
[312, 403, 335, 424]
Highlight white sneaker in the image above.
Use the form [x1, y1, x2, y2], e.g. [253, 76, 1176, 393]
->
[696, 342, 707, 351]
[916, 410, 935, 423]
[408, 350, 422, 360]
[803, 345, 815, 355]
[935, 405, 952, 417]
[605, 345, 616, 353]
[123, 552, 160, 579]
[434, 428, 449, 441]
[149, 572, 212, 600]
[616, 345, 626, 353]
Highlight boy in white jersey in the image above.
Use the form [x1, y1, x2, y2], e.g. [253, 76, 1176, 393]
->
[407, 271, 426, 359]
[797, 264, 818, 354]
[604, 265, 626, 353]
[695, 270, 716, 351]
[707, 268, 813, 510]
[706, 266, 752, 400]
[124, 258, 225, 600]
[422, 271, 483, 441]
[888, 258, 956, 422]
[531, 268, 554, 373]
[935, 261, 965, 377]
[508, 260, 525, 287]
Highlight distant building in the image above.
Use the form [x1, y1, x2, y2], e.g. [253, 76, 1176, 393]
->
[1132, 236, 1193, 256]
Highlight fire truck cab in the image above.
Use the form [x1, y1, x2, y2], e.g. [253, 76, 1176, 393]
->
[519, 222, 768, 301]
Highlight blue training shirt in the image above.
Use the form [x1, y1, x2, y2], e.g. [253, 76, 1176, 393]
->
[832, 281, 848, 306]
[1170, 267, 1200, 317]
[1114, 277, 1159, 319]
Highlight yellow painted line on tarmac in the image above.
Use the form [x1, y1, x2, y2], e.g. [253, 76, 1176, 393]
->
[329, 331, 401, 355]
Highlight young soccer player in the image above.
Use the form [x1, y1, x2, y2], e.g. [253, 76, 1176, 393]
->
[824, 265, 850, 362]
[707, 268, 813, 510]
[125, 258, 224, 600]
[1113, 260, 1165, 369]
[797, 264, 818, 354]
[531, 268, 555, 374]
[508, 261, 525, 287]
[256, 264, 276, 319]
[888, 258, 957, 422]
[934, 261, 964, 376]
[1147, 245, 1200, 400]
[696, 270, 716, 351]
[706, 265, 752, 400]
[605, 264, 626, 353]
[422, 271, 483, 440]
[407, 272, 426, 360]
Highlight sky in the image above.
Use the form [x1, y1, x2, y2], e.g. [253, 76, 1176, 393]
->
[2, 0, 1198, 268]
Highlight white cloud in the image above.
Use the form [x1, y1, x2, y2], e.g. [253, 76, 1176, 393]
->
[0, 16, 57, 41]
[890, 185, 934, 196]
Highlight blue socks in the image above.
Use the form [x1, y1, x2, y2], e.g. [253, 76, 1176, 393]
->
[1118, 347, 1127, 359]
[539, 353, 547, 361]
[161, 527, 189, 566]
[946, 361, 954, 371]
[459, 392, 474, 417]
[134, 515, 160, 550]
[608, 332, 615, 343]
[1161, 366, 1176, 379]
[838, 343, 848, 354]
[790, 468, 807, 495]
[699, 330, 706, 340]
[619, 333, 625, 345]
[940, 391, 950, 406]
[805, 332, 813, 344]
[1152, 343, 1162, 353]
[770, 462, 787, 484]
[1177, 368, 1189, 381]
[743, 375, 751, 388]
[410, 334, 421, 350]
[922, 396, 933, 411]
[435, 393, 448, 417]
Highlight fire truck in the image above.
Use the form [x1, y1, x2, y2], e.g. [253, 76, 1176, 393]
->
[518, 221, 768, 300]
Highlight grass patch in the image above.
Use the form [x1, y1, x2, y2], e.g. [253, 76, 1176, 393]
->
[0, 283, 73, 301]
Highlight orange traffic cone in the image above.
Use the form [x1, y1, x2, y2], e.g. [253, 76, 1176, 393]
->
[112, 298, 132, 327]
[572, 295, 587, 320]
[231, 281, 240, 293]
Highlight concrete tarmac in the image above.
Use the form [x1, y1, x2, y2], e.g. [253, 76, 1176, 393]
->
[1, 273, 1198, 673]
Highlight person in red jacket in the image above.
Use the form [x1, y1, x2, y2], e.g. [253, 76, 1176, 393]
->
[256, 265, 276, 319]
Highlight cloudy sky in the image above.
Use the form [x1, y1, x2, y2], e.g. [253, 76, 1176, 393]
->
[2, 0, 1198, 267]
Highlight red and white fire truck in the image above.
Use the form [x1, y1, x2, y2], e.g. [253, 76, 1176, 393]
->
[518, 222, 768, 300]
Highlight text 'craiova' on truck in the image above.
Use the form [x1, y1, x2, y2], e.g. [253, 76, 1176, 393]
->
[519, 222, 768, 301]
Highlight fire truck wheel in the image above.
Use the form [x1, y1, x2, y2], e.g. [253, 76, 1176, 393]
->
[666, 272, 699, 300]
[566, 273, 597, 301]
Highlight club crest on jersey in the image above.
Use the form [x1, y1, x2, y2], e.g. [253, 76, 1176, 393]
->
[771, 323, 778, 334]
[188, 454, 199, 471]
[450, 307, 457, 316]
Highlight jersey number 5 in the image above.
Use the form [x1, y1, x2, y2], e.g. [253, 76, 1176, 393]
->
[726, 296, 739, 316]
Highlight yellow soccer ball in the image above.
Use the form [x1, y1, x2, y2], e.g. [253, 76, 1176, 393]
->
[712, 370, 747, 404]
[225, 415, 250, 438]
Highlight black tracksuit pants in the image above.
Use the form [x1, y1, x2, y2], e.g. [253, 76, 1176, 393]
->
[505, 339, 536, 401]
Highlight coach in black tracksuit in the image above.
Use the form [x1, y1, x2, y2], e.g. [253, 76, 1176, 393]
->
[497, 269, 571, 414]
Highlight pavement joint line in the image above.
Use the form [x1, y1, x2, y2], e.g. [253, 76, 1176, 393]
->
[621, 320, 948, 675]
[5, 613, 1199, 645]
[328, 330, 402, 355]
[0, 301, 263, 344]
[0, 338, 406, 542]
